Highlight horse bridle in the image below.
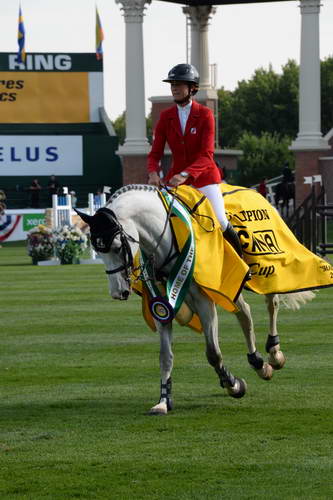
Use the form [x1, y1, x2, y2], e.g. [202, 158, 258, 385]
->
[92, 198, 178, 284]
[90, 207, 138, 280]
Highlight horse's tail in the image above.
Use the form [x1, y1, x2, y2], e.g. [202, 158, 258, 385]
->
[278, 290, 316, 311]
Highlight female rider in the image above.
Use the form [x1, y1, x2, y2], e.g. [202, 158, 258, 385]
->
[147, 63, 242, 256]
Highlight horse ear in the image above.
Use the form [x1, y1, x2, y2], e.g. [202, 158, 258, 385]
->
[74, 209, 93, 225]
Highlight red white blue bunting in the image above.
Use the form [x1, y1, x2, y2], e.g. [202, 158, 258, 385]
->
[0, 214, 21, 242]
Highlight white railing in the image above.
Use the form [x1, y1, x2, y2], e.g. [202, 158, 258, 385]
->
[52, 187, 73, 229]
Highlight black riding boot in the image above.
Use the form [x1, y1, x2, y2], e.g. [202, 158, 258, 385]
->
[223, 222, 243, 258]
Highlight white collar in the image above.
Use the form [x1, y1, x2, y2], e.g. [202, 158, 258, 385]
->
[177, 101, 192, 113]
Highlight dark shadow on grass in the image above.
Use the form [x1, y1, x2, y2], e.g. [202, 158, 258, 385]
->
[0, 392, 245, 422]
[0, 396, 150, 421]
[0, 262, 33, 267]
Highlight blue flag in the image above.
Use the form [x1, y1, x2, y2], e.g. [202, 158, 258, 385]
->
[17, 5, 26, 63]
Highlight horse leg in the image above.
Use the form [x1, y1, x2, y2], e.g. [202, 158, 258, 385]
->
[235, 294, 273, 380]
[265, 294, 286, 370]
[149, 321, 174, 415]
[188, 284, 247, 398]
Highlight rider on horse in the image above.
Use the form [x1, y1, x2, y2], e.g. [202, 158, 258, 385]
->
[147, 63, 243, 258]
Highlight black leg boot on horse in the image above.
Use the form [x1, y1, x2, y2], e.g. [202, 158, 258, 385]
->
[149, 377, 173, 415]
[266, 334, 286, 370]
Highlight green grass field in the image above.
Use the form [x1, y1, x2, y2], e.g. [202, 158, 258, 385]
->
[1, 242, 332, 499]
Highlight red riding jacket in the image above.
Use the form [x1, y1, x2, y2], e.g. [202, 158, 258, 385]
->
[147, 100, 221, 188]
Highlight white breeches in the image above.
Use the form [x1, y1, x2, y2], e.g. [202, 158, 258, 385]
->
[197, 184, 229, 231]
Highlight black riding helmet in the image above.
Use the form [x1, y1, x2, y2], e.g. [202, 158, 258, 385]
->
[163, 63, 199, 95]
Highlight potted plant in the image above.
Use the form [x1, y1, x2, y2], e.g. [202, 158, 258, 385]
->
[27, 225, 54, 264]
[52, 225, 87, 265]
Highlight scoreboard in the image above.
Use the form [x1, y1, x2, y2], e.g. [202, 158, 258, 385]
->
[0, 53, 103, 123]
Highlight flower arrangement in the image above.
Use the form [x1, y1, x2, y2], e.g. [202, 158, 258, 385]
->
[27, 224, 54, 264]
[52, 225, 88, 264]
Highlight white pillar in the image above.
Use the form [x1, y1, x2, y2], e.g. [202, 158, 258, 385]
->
[290, 0, 329, 151]
[183, 5, 216, 90]
[116, 0, 151, 154]
[184, 7, 199, 71]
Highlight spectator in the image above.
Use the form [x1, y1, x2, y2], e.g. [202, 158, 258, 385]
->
[94, 190, 103, 208]
[258, 178, 267, 198]
[70, 190, 77, 208]
[47, 175, 60, 205]
[282, 162, 294, 183]
[29, 178, 42, 208]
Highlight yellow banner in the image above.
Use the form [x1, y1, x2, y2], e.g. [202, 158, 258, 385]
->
[0, 72, 90, 123]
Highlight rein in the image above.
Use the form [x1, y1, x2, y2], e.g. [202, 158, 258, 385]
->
[136, 187, 178, 282]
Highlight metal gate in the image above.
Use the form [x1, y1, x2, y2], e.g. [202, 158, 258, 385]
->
[287, 186, 333, 256]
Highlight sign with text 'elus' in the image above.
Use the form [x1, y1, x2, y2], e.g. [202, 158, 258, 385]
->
[0, 53, 103, 123]
[0, 136, 83, 176]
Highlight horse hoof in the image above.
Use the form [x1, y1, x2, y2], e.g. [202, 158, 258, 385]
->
[226, 377, 247, 398]
[256, 362, 274, 380]
[148, 402, 168, 416]
[268, 346, 286, 370]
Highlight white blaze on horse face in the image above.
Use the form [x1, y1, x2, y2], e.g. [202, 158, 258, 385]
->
[99, 250, 131, 300]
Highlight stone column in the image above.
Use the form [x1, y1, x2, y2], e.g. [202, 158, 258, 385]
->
[183, 5, 217, 91]
[290, 0, 330, 206]
[115, 0, 150, 155]
[290, 0, 329, 150]
[183, 5, 218, 146]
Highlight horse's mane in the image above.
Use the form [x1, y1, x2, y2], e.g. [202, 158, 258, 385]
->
[108, 184, 158, 205]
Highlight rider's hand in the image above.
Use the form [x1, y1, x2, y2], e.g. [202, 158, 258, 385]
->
[168, 174, 187, 187]
[148, 172, 161, 187]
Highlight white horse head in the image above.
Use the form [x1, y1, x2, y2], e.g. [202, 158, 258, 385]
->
[76, 185, 170, 300]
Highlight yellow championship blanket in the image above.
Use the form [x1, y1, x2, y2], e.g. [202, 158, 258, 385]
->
[221, 183, 333, 294]
[132, 184, 333, 333]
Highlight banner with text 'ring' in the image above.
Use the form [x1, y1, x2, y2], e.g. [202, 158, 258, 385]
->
[0, 53, 103, 123]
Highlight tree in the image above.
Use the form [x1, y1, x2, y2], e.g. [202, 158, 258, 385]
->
[112, 111, 126, 145]
[236, 132, 294, 187]
[218, 61, 299, 147]
[274, 60, 299, 137]
[217, 87, 242, 148]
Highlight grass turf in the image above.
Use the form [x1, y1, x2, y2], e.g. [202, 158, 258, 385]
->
[0, 242, 332, 499]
